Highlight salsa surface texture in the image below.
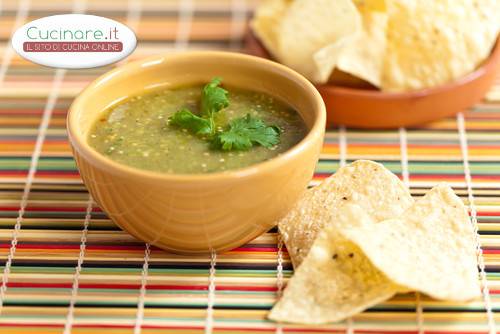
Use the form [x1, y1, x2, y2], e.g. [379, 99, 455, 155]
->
[88, 85, 307, 173]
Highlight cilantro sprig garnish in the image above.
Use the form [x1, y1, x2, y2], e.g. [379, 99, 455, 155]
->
[168, 77, 281, 151]
[213, 114, 281, 151]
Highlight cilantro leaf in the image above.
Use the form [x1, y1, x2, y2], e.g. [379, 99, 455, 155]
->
[213, 114, 281, 151]
[168, 108, 212, 136]
[201, 77, 229, 119]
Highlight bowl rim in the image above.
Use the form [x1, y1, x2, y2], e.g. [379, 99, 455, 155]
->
[246, 30, 500, 98]
[67, 51, 326, 182]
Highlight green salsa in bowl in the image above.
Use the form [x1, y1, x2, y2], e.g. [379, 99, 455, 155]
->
[88, 80, 307, 174]
[67, 51, 325, 254]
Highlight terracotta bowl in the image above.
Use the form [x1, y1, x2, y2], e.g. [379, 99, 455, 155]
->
[245, 31, 500, 129]
[67, 51, 326, 254]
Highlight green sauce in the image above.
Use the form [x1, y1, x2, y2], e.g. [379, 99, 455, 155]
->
[88, 85, 307, 174]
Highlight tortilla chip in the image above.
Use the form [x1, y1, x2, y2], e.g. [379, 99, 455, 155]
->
[335, 5, 388, 87]
[250, 0, 290, 61]
[268, 223, 399, 324]
[251, 0, 361, 83]
[279, 160, 413, 268]
[381, 0, 500, 91]
[313, 34, 357, 83]
[339, 184, 481, 301]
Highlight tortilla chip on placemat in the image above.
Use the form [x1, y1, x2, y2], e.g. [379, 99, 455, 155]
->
[278, 160, 413, 268]
[269, 223, 400, 324]
[339, 184, 481, 301]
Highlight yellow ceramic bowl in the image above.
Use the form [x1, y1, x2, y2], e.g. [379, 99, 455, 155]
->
[67, 51, 326, 254]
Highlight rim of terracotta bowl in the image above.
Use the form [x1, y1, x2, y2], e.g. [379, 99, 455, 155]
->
[67, 51, 326, 183]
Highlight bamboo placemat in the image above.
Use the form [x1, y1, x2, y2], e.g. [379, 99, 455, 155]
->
[0, 1, 499, 333]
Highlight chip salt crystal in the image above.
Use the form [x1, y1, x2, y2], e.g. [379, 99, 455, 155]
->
[339, 184, 481, 301]
[278, 160, 413, 268]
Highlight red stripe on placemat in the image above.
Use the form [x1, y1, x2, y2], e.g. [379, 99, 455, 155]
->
[0, 206, 102, 212]
[483, 249, 500, 254]
[11, 282, 499, 294]
[0, 244, 143, 250]
[409, 175, 500, 180]
[0, 244, 280, 252]
[315, 174, 500, 181]
[0, 172, 79, 178]
[323, 142, 500, 149]
[473, 212, 500, 216]
[0, 323, 486, 333]
[7, 282, 277, 291]
[232, 247, 278, 252]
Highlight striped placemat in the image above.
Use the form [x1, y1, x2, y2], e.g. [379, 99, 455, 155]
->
[0, 1, 499, 333]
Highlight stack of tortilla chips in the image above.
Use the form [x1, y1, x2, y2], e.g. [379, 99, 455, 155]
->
[252, 0, 500, 91]
[270, 160, 480, 324]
